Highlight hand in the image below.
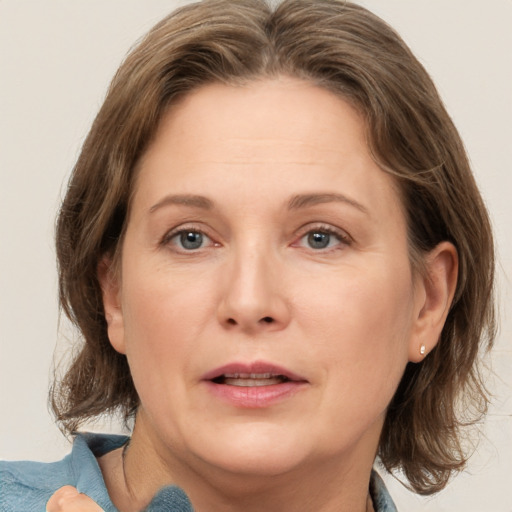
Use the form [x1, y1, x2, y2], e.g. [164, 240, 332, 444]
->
[46, 486, 104, 512]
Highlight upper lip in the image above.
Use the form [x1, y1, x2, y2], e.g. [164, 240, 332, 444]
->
[201, 361, 308, 383]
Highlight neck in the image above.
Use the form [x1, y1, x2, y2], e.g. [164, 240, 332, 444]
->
[100, 413, 381, 512]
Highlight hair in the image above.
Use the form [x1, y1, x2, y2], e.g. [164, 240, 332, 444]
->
[52, 0, 495, 495]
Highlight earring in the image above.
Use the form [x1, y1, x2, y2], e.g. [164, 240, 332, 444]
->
[420, 344, 426, 356]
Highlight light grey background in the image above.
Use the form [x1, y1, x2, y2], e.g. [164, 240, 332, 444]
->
[0, 1, 510, 511]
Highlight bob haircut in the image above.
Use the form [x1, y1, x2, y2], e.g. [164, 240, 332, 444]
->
[53, 0, 495, 496]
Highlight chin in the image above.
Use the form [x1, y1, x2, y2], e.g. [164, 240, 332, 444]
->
[186, 423, 312, 478]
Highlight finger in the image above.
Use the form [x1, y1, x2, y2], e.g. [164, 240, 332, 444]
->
[46, 485, 105, 512]
[46, 486, 80, 510]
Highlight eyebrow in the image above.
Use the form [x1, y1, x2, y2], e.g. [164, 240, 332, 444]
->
[149, 194, 214, 213]
[287, 193, 368, 214]
[149, 192, 368, 215]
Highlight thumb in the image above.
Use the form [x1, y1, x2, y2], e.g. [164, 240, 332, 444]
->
[46, 486, 105, 512]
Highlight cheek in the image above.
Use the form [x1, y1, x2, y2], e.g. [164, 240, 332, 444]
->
[119, 267, 216, 393]
[297, 263, 415, 403]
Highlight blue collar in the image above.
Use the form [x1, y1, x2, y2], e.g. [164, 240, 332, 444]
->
[78, 433, 397, 511]
[74, 434, 397, 511]
[2, 433, 396, 511]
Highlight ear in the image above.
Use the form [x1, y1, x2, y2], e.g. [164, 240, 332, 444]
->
[98, 258, 126, 355]
[408, 241, 458, 362]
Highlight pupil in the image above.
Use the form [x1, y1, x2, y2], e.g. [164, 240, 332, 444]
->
[308, 232, 329, 249]
[181, 231, 203, 249]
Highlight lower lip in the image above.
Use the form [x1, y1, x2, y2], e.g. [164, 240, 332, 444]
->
[203, 380, 308, 408]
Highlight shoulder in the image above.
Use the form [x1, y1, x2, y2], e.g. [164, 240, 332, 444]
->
[0, 456, 74, 512]
[0, 433, 128, 512]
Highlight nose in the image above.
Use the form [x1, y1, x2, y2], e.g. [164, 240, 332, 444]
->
[216, 246, 291, 334]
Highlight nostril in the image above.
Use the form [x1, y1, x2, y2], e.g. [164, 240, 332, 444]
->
[261, 316, 274, 323]
[227, 318, 237, 325]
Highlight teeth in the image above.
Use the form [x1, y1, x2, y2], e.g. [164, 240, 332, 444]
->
[223, 377, 284, 387]
[224, 373, 277, 379]
[215, 373, 289, 387]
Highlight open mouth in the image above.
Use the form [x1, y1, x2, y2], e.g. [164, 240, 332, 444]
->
[203, 362, 308, 407]
[211, 373, 291, 387]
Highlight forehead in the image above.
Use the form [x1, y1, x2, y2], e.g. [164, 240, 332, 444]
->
[132, 77, 403, 224]
[150, 77, 369, 165]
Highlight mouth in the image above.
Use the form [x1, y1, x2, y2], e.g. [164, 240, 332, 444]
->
[203, 362, 307, 387]
[211, 373, 292, 387]
[201, 361, 308, 407]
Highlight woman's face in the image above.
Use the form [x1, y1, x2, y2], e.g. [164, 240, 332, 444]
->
[104, 78, 429, 479]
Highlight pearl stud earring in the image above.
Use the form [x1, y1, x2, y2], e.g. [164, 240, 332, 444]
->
[420, 344, 426, 356]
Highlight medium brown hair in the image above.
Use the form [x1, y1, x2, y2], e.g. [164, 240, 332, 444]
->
[53, 0, 495, 495]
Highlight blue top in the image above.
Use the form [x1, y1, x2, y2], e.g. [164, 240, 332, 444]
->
[0, 433, 397, 511]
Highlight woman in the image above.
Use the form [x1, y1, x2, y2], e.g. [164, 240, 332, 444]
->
[0, 1, 496, 511]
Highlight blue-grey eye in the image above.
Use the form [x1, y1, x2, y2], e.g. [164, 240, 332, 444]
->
[179, 231, 204, 250]
[307, 231, 331, 249]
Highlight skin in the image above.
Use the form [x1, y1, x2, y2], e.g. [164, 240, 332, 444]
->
[46, 487, 104, 512]
[50, 77, 457, 512]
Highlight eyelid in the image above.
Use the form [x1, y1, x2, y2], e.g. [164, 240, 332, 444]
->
[298, 222, 351, 239]
[160, 223, 219, 250]
[293, 222, 353, 249]
[159, 221, 351, 251]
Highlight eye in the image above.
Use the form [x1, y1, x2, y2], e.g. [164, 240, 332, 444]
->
[307, 231, 333, 249]
[178, 231, 205, 250]
[164, 228, 214, 251]
[296, 226, 350, 251]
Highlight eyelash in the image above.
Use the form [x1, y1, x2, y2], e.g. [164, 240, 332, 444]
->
[161, 225, 217, 252]
[294, 224, 352, 252]
[161, 223, 352, 253]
